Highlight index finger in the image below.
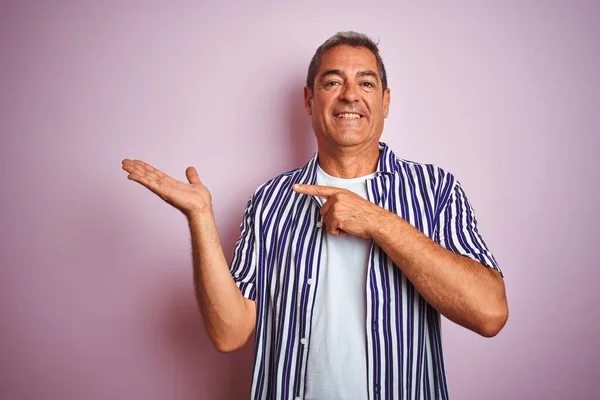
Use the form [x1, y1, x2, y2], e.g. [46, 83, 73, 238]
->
[292, 184, 343, 198]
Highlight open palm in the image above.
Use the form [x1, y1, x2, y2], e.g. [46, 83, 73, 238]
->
[122, 159, 211, 217]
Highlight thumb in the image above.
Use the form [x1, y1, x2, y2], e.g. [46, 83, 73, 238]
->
[185, 166, 202, 184]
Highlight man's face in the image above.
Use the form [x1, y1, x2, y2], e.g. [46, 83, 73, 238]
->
[304, 44, 390, 150]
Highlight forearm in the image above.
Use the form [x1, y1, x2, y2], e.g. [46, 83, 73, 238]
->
[188, 210, 256, 352]
[370, 209, 508, 337]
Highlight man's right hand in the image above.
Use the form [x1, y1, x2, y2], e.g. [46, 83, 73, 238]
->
[121, 159, 212, 218]
[122, 158, 256, 352]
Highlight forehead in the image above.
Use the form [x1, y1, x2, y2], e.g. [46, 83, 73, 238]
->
[317, 44, 379, 77]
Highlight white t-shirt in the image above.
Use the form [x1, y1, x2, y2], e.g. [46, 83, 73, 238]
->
[304, 165, 376, 400]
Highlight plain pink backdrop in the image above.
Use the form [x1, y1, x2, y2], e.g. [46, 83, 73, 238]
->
[1, 1, 598, 399]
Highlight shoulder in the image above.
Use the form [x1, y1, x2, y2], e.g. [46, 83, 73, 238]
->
[386, 154, 463, 209]
[379, 142, 456, 188]
[248, 166, 306, 208]
[394, 156, 457, 187]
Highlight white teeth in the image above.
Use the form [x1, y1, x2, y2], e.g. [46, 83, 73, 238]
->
[337, 113, 361, 119]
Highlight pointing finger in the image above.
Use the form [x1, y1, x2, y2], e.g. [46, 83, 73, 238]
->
[293, 184, 344, 198]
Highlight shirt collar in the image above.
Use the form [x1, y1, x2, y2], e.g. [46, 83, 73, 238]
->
[375, 141, 398, 176]
[296, 141, 397, 186]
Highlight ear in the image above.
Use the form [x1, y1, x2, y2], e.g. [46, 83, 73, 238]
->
[304, 86, 313, 116]
[383, 87, 391, 118]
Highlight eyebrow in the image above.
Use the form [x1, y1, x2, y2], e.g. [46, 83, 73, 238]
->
[318, 69, 380, 84]
[319, 69, 343, 83]
[357, 70, 379, 81]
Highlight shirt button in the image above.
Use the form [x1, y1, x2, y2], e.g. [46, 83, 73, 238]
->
[300, 338, 307, 345]
[316, 221, 323, 228]
[295, 397, 301, 400]
[307, 278, 314, 285]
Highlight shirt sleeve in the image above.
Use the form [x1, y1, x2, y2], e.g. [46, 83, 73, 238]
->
[436, 181, 503, 277]
[229, 196, 258, 300]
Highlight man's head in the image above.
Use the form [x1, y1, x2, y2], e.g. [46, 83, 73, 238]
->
[306, 31, 388, 94]
[304, 32, 391, 151]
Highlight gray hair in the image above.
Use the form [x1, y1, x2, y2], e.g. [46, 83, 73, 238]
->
[306, 31, 388, 94]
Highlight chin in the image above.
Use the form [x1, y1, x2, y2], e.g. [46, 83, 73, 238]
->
[314, 123, 374, 149]
[331, 131, 371, 147]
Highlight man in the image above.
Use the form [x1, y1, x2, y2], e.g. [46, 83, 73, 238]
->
[122, 32, 508, 400]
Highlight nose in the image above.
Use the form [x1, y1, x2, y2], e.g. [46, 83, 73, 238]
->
[338, 81, 360, 103]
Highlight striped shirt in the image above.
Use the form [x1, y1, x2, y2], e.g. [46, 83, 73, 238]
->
[230, 142, 502, 400]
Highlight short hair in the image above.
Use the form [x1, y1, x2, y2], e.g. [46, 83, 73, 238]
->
[306, 31, 388, 93]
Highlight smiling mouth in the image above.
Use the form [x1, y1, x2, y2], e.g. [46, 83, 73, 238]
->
[335, 112, 363, 119]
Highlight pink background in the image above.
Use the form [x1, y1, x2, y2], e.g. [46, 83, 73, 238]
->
[1, 1, 599, 399]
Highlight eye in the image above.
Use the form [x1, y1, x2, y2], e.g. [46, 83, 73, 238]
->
[325, 81, 340, 87]
[361, 81, 375, 88]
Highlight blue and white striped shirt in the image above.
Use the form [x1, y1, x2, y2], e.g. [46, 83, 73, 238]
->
[230, 142, 502, 400]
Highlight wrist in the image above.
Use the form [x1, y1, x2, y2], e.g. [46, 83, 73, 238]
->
[367, 207, 400, 241]
[186, 207, 215, 224]
[365, 207, 387, 239]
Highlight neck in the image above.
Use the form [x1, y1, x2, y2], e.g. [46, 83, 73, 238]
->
[316, 140, 380, 178]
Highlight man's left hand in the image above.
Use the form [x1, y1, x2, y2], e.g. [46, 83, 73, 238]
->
[293, 184, 385, 239]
